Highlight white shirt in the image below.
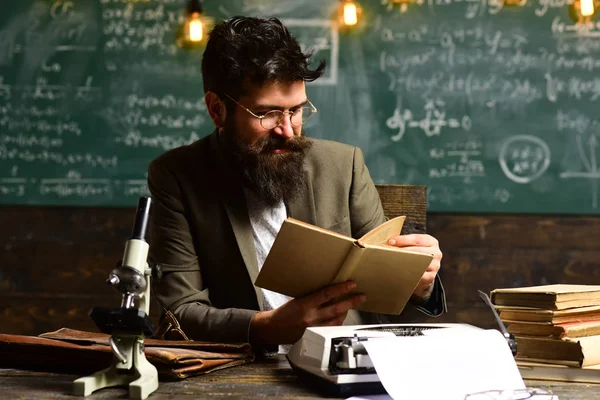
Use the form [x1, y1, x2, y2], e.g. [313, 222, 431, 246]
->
[243, 188, 293, 353]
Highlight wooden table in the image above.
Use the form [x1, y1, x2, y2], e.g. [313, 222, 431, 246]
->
[0, 355, 597, 399]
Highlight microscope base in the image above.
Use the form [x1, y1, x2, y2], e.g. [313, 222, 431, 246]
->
[73, 336, 158, 399]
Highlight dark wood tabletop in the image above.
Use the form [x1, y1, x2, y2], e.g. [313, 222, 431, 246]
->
[0, 355, 597, 399]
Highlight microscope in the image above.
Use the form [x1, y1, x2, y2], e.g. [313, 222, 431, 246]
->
[73, 197, 159, 400]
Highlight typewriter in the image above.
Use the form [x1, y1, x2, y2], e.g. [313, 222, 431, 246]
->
[286, 323, 480, 396]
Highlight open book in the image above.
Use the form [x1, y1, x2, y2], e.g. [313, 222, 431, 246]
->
[254, 216, 433, 315]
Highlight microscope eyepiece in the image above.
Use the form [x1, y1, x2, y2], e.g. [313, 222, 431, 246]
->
[130, 196, 151, 241]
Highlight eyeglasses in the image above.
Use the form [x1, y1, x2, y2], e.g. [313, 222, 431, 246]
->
[224, 94, 317, 130]
[464, 388, 555, 400]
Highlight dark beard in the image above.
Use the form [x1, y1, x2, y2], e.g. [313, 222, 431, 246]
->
[220, 123, 313, 206]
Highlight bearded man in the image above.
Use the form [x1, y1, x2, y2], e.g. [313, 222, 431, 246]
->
[148, 16, 446, 352]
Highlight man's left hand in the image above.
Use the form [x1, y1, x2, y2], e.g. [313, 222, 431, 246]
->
[387, 234, 442, 300]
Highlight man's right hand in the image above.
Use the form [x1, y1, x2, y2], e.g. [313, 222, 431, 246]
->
[249, 281, 366, 346]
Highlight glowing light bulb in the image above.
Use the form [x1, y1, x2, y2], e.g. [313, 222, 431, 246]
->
[580, 0, 595, 17]
[186, 12, 203, 42]
[343, 1, 358, 26]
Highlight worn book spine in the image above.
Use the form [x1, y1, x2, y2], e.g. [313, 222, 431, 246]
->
[332, 243, 364, 284]
[515, 334, 600, 367]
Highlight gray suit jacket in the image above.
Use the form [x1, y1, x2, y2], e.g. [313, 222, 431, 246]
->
[148, 131, 445, 345]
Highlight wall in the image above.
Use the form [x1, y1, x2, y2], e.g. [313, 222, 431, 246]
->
[2, 206, 598, 335]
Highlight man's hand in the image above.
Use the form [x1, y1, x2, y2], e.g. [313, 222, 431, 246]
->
[387, 234, 442, 300]
[249, 281, 366, 346]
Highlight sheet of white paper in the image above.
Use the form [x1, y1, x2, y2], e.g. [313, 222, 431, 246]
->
[361, 329, 525, 400]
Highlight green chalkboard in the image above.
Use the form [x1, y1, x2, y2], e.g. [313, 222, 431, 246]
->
[1, 0, 599, 214]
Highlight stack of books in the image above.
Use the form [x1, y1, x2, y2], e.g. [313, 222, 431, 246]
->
[491, 284, 600, 383]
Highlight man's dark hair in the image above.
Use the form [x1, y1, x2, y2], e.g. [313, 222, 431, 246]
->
[201, 16, 326, 100]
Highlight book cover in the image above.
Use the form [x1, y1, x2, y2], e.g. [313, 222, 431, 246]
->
[254, 216, 433, 315]
[491, 284, 600, 310]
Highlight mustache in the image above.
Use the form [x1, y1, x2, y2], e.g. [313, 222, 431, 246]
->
[249, 134, 311, 154]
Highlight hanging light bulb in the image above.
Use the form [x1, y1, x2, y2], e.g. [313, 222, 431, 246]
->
[338, 0, 361, 27]
[580, 0, 595, 17]
[569, 0, 597, 23]
[186, 12, 203, 42]
[343, 1, 358, 26]
[503, 0, 527, 6]
[179, 0, 205, 45]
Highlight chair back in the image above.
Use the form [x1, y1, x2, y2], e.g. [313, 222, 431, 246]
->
[375, 184, 427, 234]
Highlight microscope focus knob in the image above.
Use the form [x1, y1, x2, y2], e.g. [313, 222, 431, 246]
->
[106, 275, 120, 286]
[107, 266, 147, 295]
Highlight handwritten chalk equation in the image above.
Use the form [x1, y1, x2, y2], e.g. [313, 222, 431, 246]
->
[115, 130, 199, 150]
[498, 135, 551, 184]
[428, 184, 512, 207]
[0, 178, 26, 197]
[429, 140, 486, 183]
[560, 134, 600, 209]
[386, 99, 472, 141]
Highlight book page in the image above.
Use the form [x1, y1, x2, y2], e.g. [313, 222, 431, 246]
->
[357, 216, 405, 246]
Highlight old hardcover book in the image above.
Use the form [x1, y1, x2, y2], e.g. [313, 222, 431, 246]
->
[506, 320, 600, 338]
[496, 305, 600, 323]
[491, 284, 600, 310]
[255, 216, 433, 315]
[514, 334, 600, 367]
[517, 361, 600, 384]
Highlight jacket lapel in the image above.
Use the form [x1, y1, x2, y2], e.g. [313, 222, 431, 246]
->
[210, 132, 264, 310]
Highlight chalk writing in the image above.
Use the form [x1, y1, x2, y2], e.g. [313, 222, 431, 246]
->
[0, 147, 118, 169]
[499, 135, 551, 184]
[125, 94, 205, 111]
[386, 99, 472, 141]
[123, 179, 150, 197]
[560, 134, 600, 208]
[0, 134, 63, 148]
[116, 131, 200, 150]
[0, 178, 26, 196]
[39, 178, 112, 198]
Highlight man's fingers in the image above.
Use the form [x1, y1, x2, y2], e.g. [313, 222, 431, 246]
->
[320, 313, 348, 327]
[388, 234, 438, 247]
[306, 281, 357, 308]
[417, 271, 436, 288]
[414, 272, 437, 298]
[316, 293, 366, 323]
[394, 245, 438, 257]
